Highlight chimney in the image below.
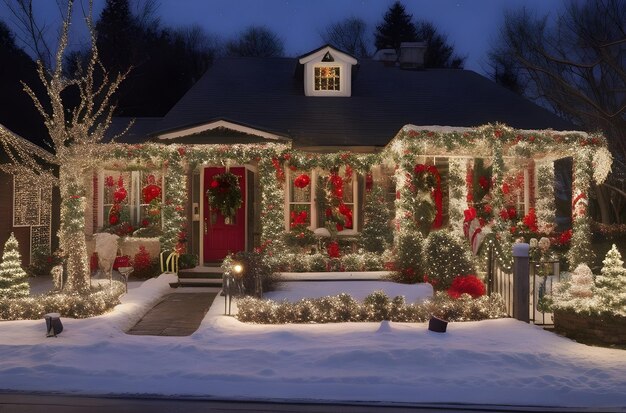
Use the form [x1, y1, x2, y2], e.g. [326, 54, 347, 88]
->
[399, 42, 427, 70]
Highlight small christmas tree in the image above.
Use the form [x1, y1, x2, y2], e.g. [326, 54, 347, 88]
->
[360, 186, 393, 253]
[568, 264, 594, 299]
[595, 245, 626, 314]
[0, 233, 30, 298]
[424, 230, 475, 291]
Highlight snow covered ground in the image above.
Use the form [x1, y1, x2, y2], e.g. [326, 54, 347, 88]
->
[1, 274, 625, 409]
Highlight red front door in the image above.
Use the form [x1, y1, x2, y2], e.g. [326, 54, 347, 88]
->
[203, 167, 246, 263]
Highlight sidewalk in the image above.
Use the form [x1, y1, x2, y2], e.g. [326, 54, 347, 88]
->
[126, 289, 218, 336]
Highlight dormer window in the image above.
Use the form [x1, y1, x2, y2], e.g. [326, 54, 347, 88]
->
[315, 66, 340, 91]
[299, 45, 357, 97]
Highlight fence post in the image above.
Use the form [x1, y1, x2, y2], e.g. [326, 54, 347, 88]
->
[512, 243, 530, 323]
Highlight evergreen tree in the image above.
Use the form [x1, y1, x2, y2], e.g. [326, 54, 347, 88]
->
[374, 1, 418, 51]
[424, 230, 475, 291]
[415, 20, 465, 69]
[595, 245, 626, 313]
[360, 186, 393, 253]
[391, 231, 425, 284]
[0, 233, 30, 298]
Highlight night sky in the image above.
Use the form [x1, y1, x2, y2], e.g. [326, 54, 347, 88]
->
[0, 0, 565, 74]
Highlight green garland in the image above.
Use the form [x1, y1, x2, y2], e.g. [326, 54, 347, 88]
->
[73, 123, 608, 270]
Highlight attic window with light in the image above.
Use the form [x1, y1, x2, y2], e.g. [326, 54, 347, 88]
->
[315, 66, 340, 91]
[299, 45, 358, 97]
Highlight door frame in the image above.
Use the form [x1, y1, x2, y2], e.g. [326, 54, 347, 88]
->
[199, 164, 256, 264]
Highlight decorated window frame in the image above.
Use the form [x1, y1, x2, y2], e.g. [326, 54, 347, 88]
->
[285, 166, 359, 234]
[98, 170, 163, 230]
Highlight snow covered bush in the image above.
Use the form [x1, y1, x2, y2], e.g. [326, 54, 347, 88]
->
[236, 291, 507, 324]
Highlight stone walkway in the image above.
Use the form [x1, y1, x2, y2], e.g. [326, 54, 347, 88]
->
[126, 292, 217, 336]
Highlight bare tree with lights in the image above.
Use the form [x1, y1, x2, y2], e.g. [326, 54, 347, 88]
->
[488, 1, 626, 224]
[0, 0, 129, 293]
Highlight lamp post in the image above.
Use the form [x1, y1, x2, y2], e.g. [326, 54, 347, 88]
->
[223, 261, 243, 315]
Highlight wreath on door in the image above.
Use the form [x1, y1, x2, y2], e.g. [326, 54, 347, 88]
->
[206, 172, 243, 219]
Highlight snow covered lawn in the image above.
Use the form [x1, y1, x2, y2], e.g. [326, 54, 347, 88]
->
[1, 274, 625, 409]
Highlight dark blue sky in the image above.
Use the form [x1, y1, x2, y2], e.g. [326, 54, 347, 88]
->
[1, 0, 565, 74]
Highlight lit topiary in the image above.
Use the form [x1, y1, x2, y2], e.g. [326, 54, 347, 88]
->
[424, 230, 475, 290]
[0, 233, 29, 298]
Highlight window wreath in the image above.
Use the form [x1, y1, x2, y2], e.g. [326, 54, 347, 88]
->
[206, 172, 243, 219]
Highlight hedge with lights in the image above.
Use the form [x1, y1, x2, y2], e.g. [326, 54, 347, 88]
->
[0, 282, 125, 320]
[236, 291, 507, 324]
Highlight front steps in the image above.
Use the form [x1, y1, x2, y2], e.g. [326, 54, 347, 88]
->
[176, 266, 223, 287]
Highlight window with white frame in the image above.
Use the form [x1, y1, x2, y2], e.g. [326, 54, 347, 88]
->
[286, 166, 358, 233]
[99, 170, 163, 229]
[314, 66, 341, 91]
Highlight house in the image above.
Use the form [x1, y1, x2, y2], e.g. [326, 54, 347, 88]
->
[0, 124, 59, 267]
[86, 44, 608, 270]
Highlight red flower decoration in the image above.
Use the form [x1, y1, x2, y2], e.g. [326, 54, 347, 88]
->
[105, 175, 115, 187]
[109, 214, 119, 225]
[502, 182, 510, 195]
[478, 176, 490, 190]
[507, 207, 517, 220]
[142, 184, 161, 203]
[294, 174, 311, 189]
[523, 208, 539, 232]
[113, 187, 127, 203]
[559, 229, 572, 245]
[447, 275, 486, 299]
[327, 241, 340, 258]
[290, 210, 308, 228]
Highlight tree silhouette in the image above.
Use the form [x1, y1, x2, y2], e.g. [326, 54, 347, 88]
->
[322, 17, 370, 57]
[415, 20, 465, 69]
[374, 1, 417, 51]
[226, 26, 284, 57]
